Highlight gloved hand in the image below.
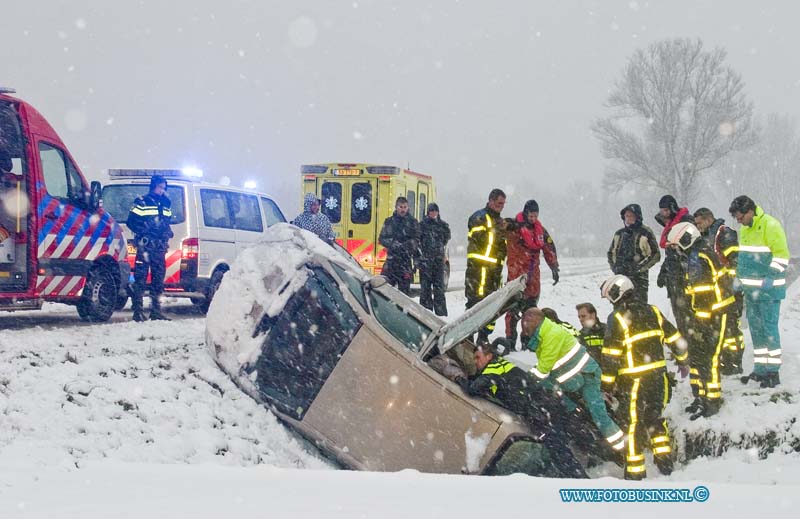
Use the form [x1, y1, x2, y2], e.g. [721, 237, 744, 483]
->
[762, 278, 774, 290]
[657, 269, 666, 288]
[731, 277, 743, 292]
[552, 268, 560, 286]
[678, 364, 690, 379]
[454, 376, 470, 393]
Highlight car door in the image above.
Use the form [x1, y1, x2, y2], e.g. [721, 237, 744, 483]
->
[198, 188, 236, 274]
[35, 141, 111, 297]
[320, 180, 345, 245]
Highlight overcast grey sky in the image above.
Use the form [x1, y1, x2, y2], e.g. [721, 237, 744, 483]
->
[2, 0, 798, 216]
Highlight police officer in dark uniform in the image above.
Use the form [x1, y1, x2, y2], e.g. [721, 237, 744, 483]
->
[418, 203, 451, 316]
[127, 175, 174, 322]
[378, 196, 420, 295]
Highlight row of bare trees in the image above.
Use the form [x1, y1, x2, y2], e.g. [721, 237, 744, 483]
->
[593, 38, 800, 241]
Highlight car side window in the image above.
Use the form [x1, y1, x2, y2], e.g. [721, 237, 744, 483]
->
[260, 197, 286, 227]
[368, 289, 431, 352]
[201, 189, 233, 229]
[38, 142, 87, 207]
[228, 192, 263, 232]
[255, 267, 361, 418]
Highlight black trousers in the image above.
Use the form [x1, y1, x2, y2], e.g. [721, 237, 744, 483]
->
[615, 371, 672, 479]
[419, 259, 447, 316]
[465, 261, 503, 338]
[688, 313, 726, 401]
[383, 257, 413, 295]
[132, 246, 167, 311]
[629, 273, 649, 303]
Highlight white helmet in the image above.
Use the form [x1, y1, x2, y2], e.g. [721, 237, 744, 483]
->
[600, 274, 635, 304]
[666, 221, 701, 251]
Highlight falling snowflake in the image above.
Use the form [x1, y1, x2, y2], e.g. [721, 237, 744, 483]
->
[325, 196, 339, 210]
[354, 196, 369, 211]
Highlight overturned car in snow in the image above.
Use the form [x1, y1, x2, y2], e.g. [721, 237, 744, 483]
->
[206, 224, 586, 477]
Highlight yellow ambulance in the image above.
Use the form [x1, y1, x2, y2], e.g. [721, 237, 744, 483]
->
[300, 163, 446, 282]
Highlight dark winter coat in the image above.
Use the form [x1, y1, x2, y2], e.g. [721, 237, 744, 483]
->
[127, 191, 174, 252]
[419, 215, 451, 264]
[466, 205, 507, 267]
[601, 302, 686, 389]
[578, 321, 607, 363]
[656, 207, 693, 294]
[379, 211, 420, 264]
[291, 193, 336, 243]
[462, 357, 557, 425]
[608, 204, 660, 280]
[703, 218, 739, 269]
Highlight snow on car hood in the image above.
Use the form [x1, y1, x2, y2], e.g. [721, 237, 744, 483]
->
[206, 224, 365, 383]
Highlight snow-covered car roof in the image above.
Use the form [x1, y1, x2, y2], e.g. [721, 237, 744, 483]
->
[206, 224, 367, 380]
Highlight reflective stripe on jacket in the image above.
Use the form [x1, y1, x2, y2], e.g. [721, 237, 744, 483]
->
[737, 206, 790, 301]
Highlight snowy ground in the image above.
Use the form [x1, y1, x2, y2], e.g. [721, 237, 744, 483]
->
[0, 260, 798, 517]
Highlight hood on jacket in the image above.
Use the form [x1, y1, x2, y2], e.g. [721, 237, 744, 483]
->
[620, 203, 643, 224]
[523, 199, 540, 218]
[303, 193, 320, 213]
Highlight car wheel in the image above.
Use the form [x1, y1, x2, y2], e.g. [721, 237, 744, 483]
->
[199, 269, 226, 314]
[76, 268, 117, 322]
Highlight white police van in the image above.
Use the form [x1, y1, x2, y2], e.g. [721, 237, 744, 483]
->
[102, 169, 286, 311]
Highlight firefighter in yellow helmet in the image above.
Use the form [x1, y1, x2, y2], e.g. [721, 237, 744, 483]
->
[600, 274, 689, 480]
[667, 221, 736, 419]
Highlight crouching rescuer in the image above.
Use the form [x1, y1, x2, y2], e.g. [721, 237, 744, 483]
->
[520, 308, 626, 456]
[127, 175, 174, 322]
[458, 341, 587, 478]
[600, 274, 688, 480]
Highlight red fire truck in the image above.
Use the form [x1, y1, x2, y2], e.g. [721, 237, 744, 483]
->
[0, 87, 129, 321]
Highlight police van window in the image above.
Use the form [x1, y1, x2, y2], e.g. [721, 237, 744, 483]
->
[102, 184, 186, 225]
[200, 189, 233, 229]
[419, 192, 427, 220]
[321, 182, 342, 223]
[255, 266, 361, 419]
[351, 182, 372, 225]
[38, 142, 69, 199]
[406, 190, 416, 218]
[261, 197, 286, 227]
[228, 192, 263, 232]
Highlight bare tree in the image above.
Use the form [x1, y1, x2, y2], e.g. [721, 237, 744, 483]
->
[717, 114, 800, 229]
[593, 38, 756, 205]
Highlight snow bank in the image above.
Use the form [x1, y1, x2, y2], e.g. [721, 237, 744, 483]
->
[206, 224, 366, 388]
[0, 317, 330, 487]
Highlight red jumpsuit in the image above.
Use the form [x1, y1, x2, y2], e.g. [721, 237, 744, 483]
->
[505, 212, 559, 341]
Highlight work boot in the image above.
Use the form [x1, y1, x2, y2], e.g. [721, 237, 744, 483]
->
[684, 398, 702, 414]
[149, 309, 171, 321]
[132, 309, 147, 322]
[654, 455, 674, 476]
[760, 372, 781, 388]
[741, 372, 764, 385]
[623, 468, 646, 481]
[690, 399, 721, 421]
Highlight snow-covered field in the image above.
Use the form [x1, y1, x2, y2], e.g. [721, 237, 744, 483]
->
[1, 260, 798, 517]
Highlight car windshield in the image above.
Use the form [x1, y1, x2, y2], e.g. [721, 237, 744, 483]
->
[483, 438, 564, 478]
[102, 184, 186, 224]
[368, 288, 431, 352]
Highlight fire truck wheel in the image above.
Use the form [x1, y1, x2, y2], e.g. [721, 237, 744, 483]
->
[114, 295, 129, 311]
[198, 269, 226, 314]
[76, 268, 117, 322]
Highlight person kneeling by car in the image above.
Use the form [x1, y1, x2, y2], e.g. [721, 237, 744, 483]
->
[457, 340, 587, 478]
[521, 308, 626, 457]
